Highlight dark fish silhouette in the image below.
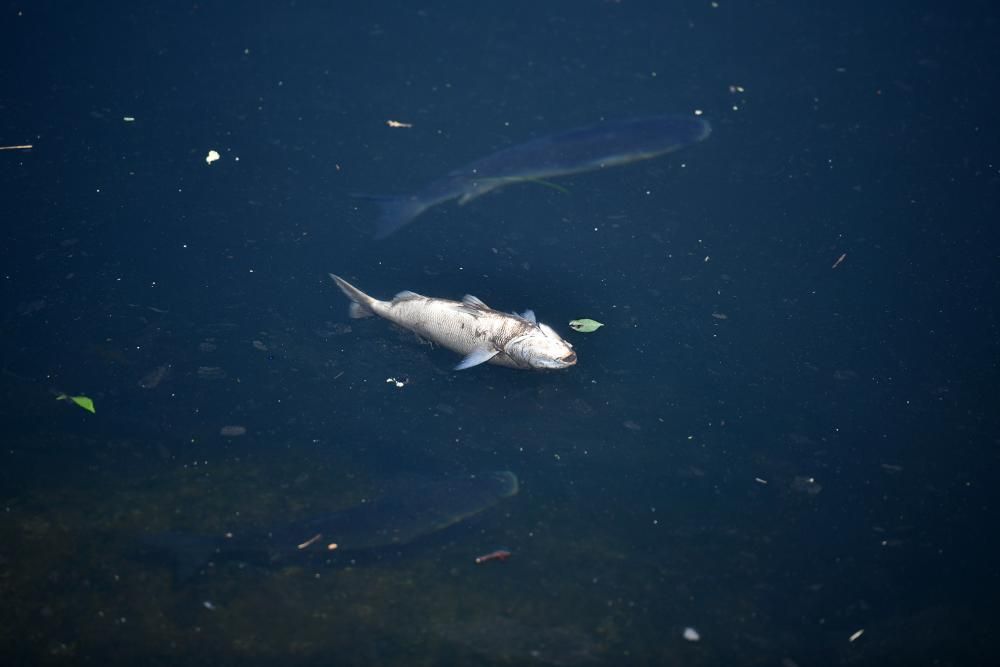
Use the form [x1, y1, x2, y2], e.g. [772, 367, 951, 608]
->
[364, 114, 711, 238]
[143, 471, 519, 579]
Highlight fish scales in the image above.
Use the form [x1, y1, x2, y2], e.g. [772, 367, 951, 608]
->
[379, 295, 533, 368]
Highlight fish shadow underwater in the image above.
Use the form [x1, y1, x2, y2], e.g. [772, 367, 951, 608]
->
[137, 470, 519, 584]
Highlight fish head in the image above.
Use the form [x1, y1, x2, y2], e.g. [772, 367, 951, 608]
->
[505, 322, 577, 370]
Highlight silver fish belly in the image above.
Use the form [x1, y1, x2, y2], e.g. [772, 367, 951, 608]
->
[329, 274, 577, 371]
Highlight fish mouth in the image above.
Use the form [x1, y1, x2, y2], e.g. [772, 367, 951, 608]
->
[530, 351, 577, 369]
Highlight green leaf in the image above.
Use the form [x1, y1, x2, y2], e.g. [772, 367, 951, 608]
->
[57, 393, 96, 414]
[569, 318, 604, 333]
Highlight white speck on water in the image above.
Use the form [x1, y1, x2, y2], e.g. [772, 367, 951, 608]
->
[683, 627, 700, 642]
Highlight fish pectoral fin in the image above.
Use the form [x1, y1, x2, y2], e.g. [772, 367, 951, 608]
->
[454, 348, 500, 371]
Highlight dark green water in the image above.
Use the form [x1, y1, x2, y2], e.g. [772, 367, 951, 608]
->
[1, 2, 998, 665]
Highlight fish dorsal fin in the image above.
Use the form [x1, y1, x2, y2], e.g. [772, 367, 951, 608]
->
[454, 348, 499, 371]
[392, 290, 423, 303]
[518, 309, 536, 324]
[462, 294, 489, 309]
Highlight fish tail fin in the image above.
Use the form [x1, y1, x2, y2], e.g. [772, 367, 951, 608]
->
[353, 194, 427, 239]
[329, 273, 377, 318]
[139, 531, 223, 581]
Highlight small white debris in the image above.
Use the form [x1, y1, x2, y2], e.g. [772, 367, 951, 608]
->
[385, 377, 406, 388]
[202, 600, 217, 611]
[849, 629, 864, 642]
[792, 475, 823, 495]
[682, 627, 701, 642]
[754, 477, 768, 485]
[205, 150, 221, 165]
[123, 116, 135, 122]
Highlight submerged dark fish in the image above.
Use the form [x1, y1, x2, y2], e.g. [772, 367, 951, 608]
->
[365, 114, 711, 238]
[143, 471, 519, 579]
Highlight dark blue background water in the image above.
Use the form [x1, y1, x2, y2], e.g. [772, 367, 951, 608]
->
[2, 2, 997, 665]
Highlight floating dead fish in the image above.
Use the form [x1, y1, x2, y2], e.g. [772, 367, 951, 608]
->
[330, 273, 576, 371]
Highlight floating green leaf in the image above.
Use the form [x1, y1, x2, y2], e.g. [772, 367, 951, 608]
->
[569, 318, 604, 333]
[56, 393, 96, 414]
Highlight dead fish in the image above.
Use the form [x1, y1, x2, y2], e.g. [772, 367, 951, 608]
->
[329, 274, 577, 371]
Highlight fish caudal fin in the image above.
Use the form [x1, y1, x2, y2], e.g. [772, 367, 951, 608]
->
[329, 273, 377, 318]
[358, 194, 427, 239]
